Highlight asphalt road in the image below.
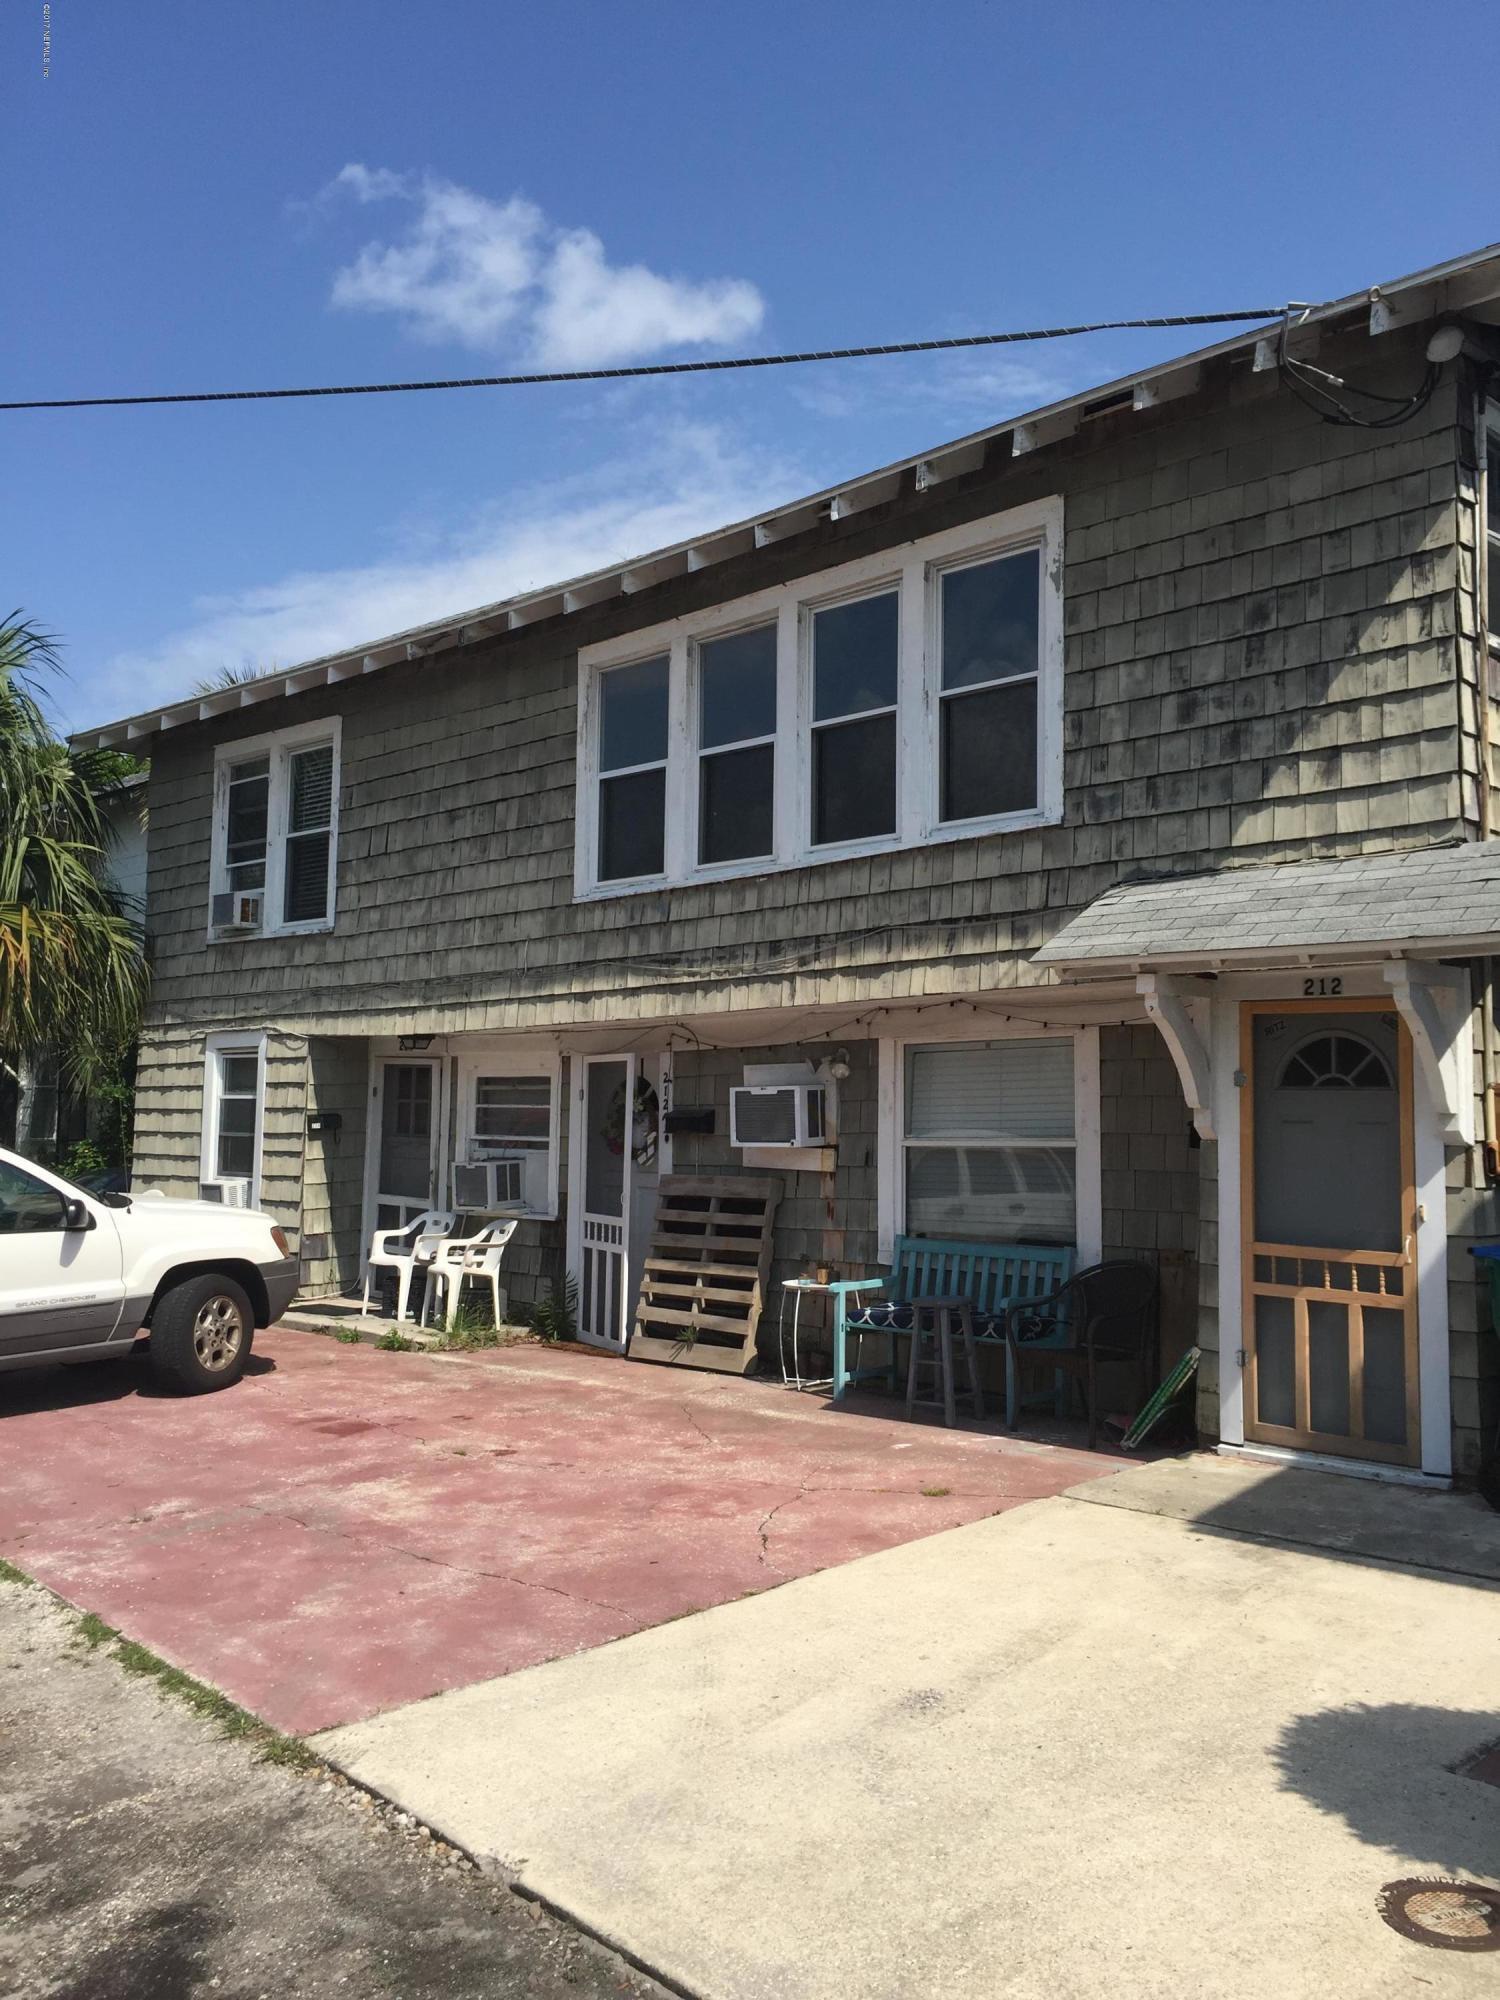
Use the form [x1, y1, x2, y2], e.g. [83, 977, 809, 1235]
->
[0, 1576, 661, 2000]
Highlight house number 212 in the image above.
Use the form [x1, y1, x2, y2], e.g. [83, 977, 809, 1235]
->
[1302, 977, 1343, 997]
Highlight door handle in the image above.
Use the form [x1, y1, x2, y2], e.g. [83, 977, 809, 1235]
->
[1402, 1233, 1415, 1266]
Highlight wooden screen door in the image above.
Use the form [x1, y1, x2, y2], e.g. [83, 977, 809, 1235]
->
[572, 1054, 637, 1350]
[1241, 999, 1419, 1466]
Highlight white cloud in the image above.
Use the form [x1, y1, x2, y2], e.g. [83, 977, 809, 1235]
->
[323, 165, 765, 367]
[792, 353, 1085, 425]
[86, 424, 800, 718]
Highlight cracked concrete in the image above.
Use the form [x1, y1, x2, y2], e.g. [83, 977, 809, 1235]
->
[0, 1328, 1115, 1735]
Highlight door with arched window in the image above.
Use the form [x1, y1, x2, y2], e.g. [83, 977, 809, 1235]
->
[1243, 1002, 1418, 1465]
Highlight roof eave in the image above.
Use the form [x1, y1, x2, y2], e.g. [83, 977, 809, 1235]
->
[70, 237, 1500, 750]
[1040, 933, 1500, 978]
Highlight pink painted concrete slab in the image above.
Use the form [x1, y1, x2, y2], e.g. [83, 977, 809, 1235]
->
[0, 1331, 1117, 1734]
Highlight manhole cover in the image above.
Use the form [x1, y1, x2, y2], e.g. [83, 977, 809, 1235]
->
[1378, 1878, 1500, 1951]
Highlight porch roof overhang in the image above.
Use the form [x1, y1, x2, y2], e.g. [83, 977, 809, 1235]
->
[68, 237, 1500, 753]
[1033, 843, 1500, 980]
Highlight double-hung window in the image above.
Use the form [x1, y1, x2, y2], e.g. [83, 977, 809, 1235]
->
[698, 624, 776, 864]
[201, 1034, 266, 1207]
[810, 591, 899, 846]
[575, 495, 1062, 897]
[902, 1038, 1076, 1244]
[597, 656, 668, 884]
[455, 1053, 561, 1217]
[937, 547, 1041, 823]
[211, 719, 341, 937]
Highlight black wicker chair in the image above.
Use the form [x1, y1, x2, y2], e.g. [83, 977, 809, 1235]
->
[1004, 1260, 1158, 1450]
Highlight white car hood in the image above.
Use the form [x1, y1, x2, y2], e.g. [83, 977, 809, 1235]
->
[128, 1191, 277, 1230]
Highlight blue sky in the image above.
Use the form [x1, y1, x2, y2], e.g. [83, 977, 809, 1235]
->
[6, 1, 1497, 733]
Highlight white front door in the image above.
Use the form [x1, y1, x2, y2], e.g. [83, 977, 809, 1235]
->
[569, 1054, 637, 1349]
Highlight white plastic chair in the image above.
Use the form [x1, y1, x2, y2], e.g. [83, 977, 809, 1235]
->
[362, 1209, 456, 1322]
[421, 1219, 518, 1332]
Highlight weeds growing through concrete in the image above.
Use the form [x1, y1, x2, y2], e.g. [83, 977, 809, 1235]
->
[0, 1563, 315, 1768]
[375, 1328, 417, 1352]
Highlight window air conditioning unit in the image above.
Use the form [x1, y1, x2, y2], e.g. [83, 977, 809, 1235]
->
[198, 1181, 249, 1207]
[211, 891, 263, 933]
[452, 1158, 525, 1211]
[729, 1083, 827, 1150]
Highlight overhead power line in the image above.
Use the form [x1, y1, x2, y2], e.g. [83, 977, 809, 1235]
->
[0, 310, 1289, 413]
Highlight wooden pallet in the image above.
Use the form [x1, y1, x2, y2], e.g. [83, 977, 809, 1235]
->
[628, 1174, 783, 1374]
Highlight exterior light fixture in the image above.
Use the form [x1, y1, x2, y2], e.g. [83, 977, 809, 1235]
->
[1426, 323, 1465, 364]
[398, 1033, 435, 1052]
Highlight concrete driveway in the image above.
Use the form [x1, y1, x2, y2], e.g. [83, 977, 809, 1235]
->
[319, 1457, 1500, 2000]
[0, 1329, 1110, 1734]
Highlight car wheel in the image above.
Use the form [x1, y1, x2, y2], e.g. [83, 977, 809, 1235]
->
[148, 1274, 255, 1393]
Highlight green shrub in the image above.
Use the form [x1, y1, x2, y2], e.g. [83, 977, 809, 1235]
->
[521, 1275, 578, 1344]
[59, 1137, 108, 1182]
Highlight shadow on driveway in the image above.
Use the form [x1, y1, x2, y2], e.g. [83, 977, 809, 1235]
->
[1272, 1702, 1500, 1882]
[0, 1347, 277, 1416]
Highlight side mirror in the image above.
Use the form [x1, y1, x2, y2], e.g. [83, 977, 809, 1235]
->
[61, 1197, 94, 1232]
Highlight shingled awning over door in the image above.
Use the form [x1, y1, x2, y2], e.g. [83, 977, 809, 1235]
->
[1034, 842, 1500, 976]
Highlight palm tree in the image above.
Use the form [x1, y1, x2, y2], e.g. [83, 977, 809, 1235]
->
[0, 614, 147, 1089]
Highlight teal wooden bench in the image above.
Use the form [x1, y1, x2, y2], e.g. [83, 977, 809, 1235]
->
[831, 1236, 1076, 1425]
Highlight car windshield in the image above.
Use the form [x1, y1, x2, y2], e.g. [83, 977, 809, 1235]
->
[8, 1152, 131, 1208]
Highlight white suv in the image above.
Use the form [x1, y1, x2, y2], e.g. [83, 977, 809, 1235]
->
[0, 1146, 299, 1392]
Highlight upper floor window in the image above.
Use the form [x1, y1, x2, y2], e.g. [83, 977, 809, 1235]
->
[698, 623, 776, 864]
[210, 719, 341, 938]
[811, 592, 898, 846]
[575, 497, 1062, 898]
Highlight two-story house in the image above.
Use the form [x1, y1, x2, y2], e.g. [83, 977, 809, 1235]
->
[73, 242, 1500, 1483]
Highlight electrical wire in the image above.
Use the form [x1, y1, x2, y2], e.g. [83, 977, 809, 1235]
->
[1274, 309, 1439, 430]
[0, 309, 1287, 413]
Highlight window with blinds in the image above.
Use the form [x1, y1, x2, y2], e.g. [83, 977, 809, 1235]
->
[283, 743, 335, 924]
[903, 1039, 1076, 1243]
[211, 724, 340, 938]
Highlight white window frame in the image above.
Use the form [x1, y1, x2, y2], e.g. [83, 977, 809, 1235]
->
[200, 1030, 268, 1208]
[574, 496, 1064, 899]
[876, 1022, 1101, 1266]
[208, 716, 342, 940]
[452, 1047, 563, 1220]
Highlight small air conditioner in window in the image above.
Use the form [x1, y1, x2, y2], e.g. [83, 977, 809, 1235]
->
[199, 1181, 249, 1207]
[211, 891, 263, 933]
[453, 1158, 524, 1211]
[729, 1084, 827, 1149]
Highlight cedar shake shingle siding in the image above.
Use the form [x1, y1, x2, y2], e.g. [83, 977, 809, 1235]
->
[122, 322, 1499, 1472]
[140, 328, 1471, 1045]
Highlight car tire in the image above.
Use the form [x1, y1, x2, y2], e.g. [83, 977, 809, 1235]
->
[148, 1274, 255, 1393]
